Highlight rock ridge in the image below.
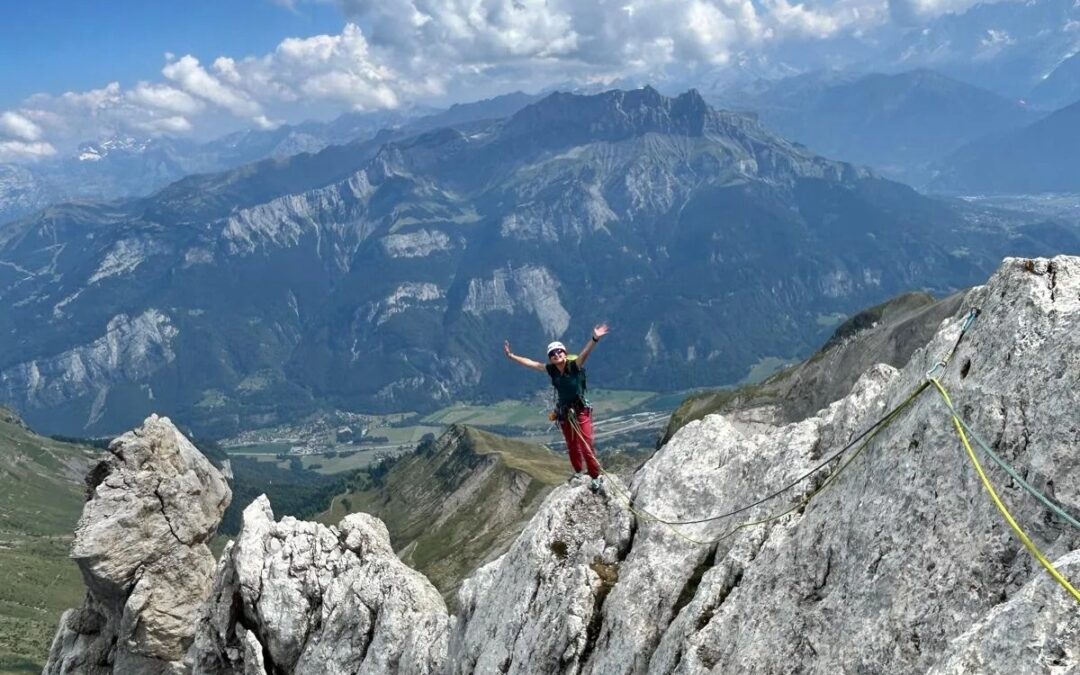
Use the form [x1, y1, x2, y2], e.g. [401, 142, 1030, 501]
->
[46, 255, 1080, 673]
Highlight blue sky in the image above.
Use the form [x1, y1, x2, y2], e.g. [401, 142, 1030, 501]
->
[0, 0, 344, 109]
[0, 0, 1000, 162]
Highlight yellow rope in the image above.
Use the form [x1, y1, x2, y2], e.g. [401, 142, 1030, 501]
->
[930, 378, 1080, 603]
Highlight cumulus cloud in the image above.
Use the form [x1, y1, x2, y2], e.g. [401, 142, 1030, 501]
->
[136, 115, 193, 134]
[0, 111, 44, 141]
[162, 55, 265, 118]
[0, 0, 1005, 161]
[0, 140, 57, 162]
[239, 24, 413, 109]
[887, 0, 1000, 25]
[127, 83, 206, 115]
[337, 0, 768, 75]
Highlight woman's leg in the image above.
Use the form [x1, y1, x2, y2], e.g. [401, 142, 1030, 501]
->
[573, 409, 602, 478]
[560, 419, 585, 473]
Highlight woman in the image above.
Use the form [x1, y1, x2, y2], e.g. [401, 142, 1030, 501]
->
[504, 324, 610, 493]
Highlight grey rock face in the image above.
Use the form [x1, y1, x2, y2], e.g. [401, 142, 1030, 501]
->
[635, 256, 1080, 674]
[43, 255, 1080, 674]
[188, 496, 449, 675]
[0, 309, 178, 428]
[445, 255, 1080, 674]
[44, 414, 231, 675]
[449, 482, 634, 674]
[928, 550, 1080, 674]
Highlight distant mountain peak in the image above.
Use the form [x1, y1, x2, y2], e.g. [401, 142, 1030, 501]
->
[76, 135, 153, 161]
[502, 86, 718, 143]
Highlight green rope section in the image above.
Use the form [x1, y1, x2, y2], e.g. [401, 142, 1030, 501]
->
[934, 392, 1080, 532]
[643, 381, 931, 527]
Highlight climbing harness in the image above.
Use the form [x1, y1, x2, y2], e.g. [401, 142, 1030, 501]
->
[547, 355, 589, 417]
[932, 378, 1080, 603]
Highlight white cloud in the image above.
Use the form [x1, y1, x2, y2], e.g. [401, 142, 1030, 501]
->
[127, 83, 205, 115]
[0, 111, 43, 141]
[0, 0, 1017, 161]
[767, 1, 844, 38]
[163, 55, 265, 118]
[888, 0, 1005, 24]
[240, 24, 413, 109]
[136, 115, 193, 134]
[0, 140, 57, 162]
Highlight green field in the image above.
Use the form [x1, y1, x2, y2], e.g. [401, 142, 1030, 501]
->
[0, 410, 97, 674]
[228, 442, 293, 455]
[421, 389, 656, 428]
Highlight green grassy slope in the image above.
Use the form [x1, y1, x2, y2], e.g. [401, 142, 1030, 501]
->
[661, 291, 965, 445]
[0, 409, 97, 674]
[319, 424, 567, 603]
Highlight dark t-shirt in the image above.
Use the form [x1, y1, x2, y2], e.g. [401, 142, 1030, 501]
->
[546, 357, 586, 406]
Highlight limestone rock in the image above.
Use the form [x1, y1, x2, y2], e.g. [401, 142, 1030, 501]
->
[447, 255, 1080, 674]
[44, 414, 231, 675]
[188, 496, 449, 675]
[41, 255, 1080, 675]
[928, 550, 1080, 674]
[636, 256, 1080, 674]
[448, 481, 634, 674]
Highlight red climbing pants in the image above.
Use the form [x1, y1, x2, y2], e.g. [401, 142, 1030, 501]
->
[559, 407, 602, 479]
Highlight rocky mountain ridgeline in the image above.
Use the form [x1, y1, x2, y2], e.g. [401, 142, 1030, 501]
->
[4, 87, 1077, 438]
[43, 255, 1079, 673]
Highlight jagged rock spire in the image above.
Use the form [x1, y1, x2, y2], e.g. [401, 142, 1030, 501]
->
[44, 414, 231, 674]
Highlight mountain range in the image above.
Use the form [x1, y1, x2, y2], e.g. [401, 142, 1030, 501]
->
[0, 92, 541, 226]
[877, 0, 1080, 106]
[931, 97, 1080, 194]
[718, 69, 1038, 184]
[1, 86, 1077, 439]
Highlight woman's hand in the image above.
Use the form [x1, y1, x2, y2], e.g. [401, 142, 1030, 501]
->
[504, 340, 513, 358]
[592, 323, 610, 341]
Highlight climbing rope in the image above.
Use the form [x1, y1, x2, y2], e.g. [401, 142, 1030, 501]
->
[932, 390, 1080, 532]
[567, 385, 926, 547]
[560, 305, 1079, 604]
[931, 378, 1080, 603]
[609, 307, 979, 531]
[642, 383, 930, 526]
